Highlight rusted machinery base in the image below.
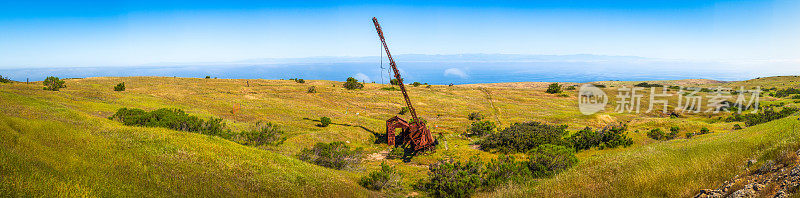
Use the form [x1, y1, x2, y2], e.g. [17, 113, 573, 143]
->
[386, 116, 436, 151]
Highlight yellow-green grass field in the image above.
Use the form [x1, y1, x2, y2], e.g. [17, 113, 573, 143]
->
[1, 75, 798, 197]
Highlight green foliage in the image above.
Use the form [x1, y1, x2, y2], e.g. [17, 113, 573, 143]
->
[0, 75, 12, 83]
[417, 156, 484, 198]
[700, 127, 710, 134]
[409, 117, 427, 125]
[398, 107, 409, 115]
[733, 124, 743, 130]
[108, 108, 229, 136]
[380, 87, 400, 91]
[297, 141, 363, 170]
[412, 82, 421, 87]
[387, 147, 404, 159]
[770, 88, 800, 98]
[668, 85, 681, 90]
[237, 122, 286, 146]
[634, 82, 663, 87]
[685, 132, 695, 138]
[592, 84, 606, 88]
[468, 112, 484, 121]
[343, 77, 364, 90]
[319, 116, 331, 127]
[205, 76, 211, 79]
[527, 144, 578, 178]
[725, 107, 799, 126]
[791, 94, 800, 99]
[390, 78, 401, 86]
[114, 82, 126, 91]
[483, 154, 531, 189]
[294, 78, 305, 83]
[666, 126, 680, 140]
[43, 76, 66, 91]
[563, 85, 576, 90]
[647, 128, 665, 140]
[359, 162, 402, 191]
[468, 121, 496, 137]
[307, 86, 316, 93]
[545, 83, 562, 94]
[479, 122, 568, 153]
[567, 124, 633, 151]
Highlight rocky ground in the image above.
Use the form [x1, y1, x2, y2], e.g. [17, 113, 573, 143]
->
[695, 150, 800, 198]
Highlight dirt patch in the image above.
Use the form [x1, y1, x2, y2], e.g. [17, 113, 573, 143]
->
[366, 150, 389, 161]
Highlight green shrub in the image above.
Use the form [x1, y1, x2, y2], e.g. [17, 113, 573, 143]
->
[563, 86, 576, 90]
[700, 127, 710, 134]
[468, 121, 496, 137]
[114, 82, 126, 91]
[527, 144, 578, 178]
[592, 84, 606, 88]
[567, 124, 633, 151]
[343, 77, 364, 90]
[398, 107, 409, 115]
[43, 76, 66, 91]
[237, 121, 286, 146]
[412, 82, 421, 87]
[0, 75, 12, 83]
[726, 107, 799, 126]
[205, 76, 211, 79]
[685, 132, 695, 138]
[483, 154, 531, 189]
[294, 78, 305, 83]
[390, 78, 401, 86]
[791, 95, 800, 99]
[479, 122, 568, 153]
[545, 83, 561, 94]
[417, 156, 483, 198]
[771, 88, 800, 98]
[359, 162, 402, 191]
[409, 117, 427, 125]
[666, 126, 680, 140]
[319, 116, 331, 127]
[647, 128, 665, 140]
[387, 147, 404, 159]
[634, 82, 663, 87]
[108, 108, 228, 136]
[380, 87, 400, 91]
[733, 124, 743, 130]
[307, 86, 316, 93]
[297, 141, 363, 170]
[468, 112, 484, 121]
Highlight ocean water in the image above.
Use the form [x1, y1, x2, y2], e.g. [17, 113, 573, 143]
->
[0, 61, 794, 84]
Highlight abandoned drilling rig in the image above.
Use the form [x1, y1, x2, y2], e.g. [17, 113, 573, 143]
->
[373, 17, 436, 152]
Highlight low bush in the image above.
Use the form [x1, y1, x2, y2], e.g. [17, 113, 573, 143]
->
[725, 107, 799, 126]
[108, 108, 228, 136]
[545, 83, 561, 94]
[527, 144, 578, 178]
[297, 141, 363, 170]
[412, 82, 421, 87]
[237, 121, 286, 146]
[467, 121, 496, 137]
[468, 112, 484, 121]
[319, 116, 331, 127]
[380, 87, 400, 91]
[114, 82, 126, 91]
[771, 88, 800, 98]
[205, 76, 211, 79]
[479, 122, 568, 153]
[390, 78, 401, 86]
[733, 124, 743, 130]
[43, 76, 66, 91]
[647, 128, 665, 140]
[359, 162, 402, 191]
[0, 75, 11, 83]
[592, 84, 606, 88]
[700, 127, 710, 134]
[634, 82, 663, 87]
[567, 124, 633, 151]
[483, 154, 531, 189]
[563, 85, 576, 90]
[416, 156, 483, 198]
[666, 126, 680, 140]
[307, 86, 316, 93]
[387, 147, 404, 159]
[294, 78, 305, 83]
[343, 77, 364, 90]
[685, 132, 695, 138]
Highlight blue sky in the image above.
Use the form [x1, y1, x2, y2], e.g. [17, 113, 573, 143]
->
[0, 0, 799, 68]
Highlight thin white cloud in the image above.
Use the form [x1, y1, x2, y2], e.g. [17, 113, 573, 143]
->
[354, 73, 371, 82]
[444, 68, 469, 79]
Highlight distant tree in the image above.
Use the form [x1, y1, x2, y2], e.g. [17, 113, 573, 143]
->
[0, 75, 12, 83]
[390, 78, 401, 86]
[412, 82, 421, 87]
[320, 116, 332, 127]
[545, 83, 562, 94]
[205, 76, 211, 79]
[43, 76, 66, 91]
[114, 82, 126, 91]
[295, 78, 305, 83]
[343, 77, 364, 90]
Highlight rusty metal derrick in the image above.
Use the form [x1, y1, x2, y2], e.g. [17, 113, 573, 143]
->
[373, 17, 436, 152]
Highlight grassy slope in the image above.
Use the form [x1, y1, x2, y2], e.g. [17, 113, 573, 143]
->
[1, 76, 797, 197]
[0, 84, 378, 197]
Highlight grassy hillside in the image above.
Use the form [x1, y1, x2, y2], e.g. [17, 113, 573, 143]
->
[1, 75, 798, 197]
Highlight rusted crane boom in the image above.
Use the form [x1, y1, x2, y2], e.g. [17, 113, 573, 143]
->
[373, 17, 435, 151]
